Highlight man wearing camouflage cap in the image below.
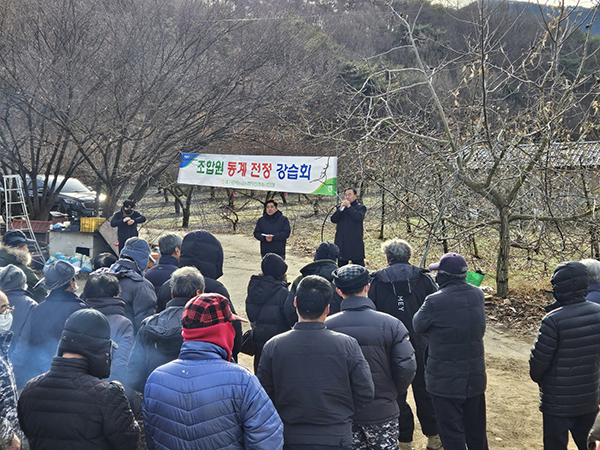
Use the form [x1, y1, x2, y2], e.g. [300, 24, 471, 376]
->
[326, 264, 417, 450]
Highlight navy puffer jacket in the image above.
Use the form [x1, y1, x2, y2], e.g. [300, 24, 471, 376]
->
[413, 278, 486, 399]
[530, 261, 600, 416]
[143, 340, 283, 450]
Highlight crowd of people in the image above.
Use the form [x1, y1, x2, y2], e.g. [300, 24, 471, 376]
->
[1, 194, 600, 450]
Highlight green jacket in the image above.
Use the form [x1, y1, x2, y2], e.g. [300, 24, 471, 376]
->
[0, 246, 45, 302]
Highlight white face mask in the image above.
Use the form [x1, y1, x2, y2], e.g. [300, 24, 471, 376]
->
[0, 310, 13, 333]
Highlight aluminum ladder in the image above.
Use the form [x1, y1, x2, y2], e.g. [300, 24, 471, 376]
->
[3, 174, 45, 264]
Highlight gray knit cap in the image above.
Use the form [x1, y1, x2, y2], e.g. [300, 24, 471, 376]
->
[0, 264, 27, 291]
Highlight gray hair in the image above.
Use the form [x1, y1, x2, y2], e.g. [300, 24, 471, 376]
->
[382, 238, 412, 263]
[580, 259, 600, 284]
[158, 233, 183, 257]
[170, 266, 205, 299]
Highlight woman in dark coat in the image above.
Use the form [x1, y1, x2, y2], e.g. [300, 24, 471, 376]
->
[253, 199, 291, 259]
[245, 253, 290, 371]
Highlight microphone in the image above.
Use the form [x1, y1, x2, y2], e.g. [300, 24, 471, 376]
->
[340, 206, 345, 211]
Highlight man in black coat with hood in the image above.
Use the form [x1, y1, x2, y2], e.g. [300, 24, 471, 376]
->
[530, 261, 600, 450]
[18, 309, 140, 450]
[253, 199, 291, 259]
[156, 230, 241, 361]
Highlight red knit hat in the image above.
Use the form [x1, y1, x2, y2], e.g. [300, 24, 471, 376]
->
[182, 293, 247, 329]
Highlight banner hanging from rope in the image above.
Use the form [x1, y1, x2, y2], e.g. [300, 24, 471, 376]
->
[178, 154, 337, 196]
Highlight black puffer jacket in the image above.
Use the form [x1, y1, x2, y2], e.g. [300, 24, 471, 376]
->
[18, 357, 139, 450]
[325, 297, 416, 425]
[369, 262, 437, 355]
[413, 278, 486, 399]
[126, 296, 187, 393]
[330, 200, 366, 261]
[245, 275, 290, 350]
[253, 210, 291, 259]
[284, 259, 342, 327]
[530, 261, 600, 417]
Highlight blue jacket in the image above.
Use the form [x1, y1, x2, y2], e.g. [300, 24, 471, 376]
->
[586, 282, 600, 304]
[144, 256, 179, 295]
[143, 340, 283, 450]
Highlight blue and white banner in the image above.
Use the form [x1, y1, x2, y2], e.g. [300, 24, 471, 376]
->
[178, 154, 337, 195]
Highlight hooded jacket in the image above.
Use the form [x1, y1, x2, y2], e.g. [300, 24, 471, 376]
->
[18, 357, 140, 450]
[330, 200, 366, 261]
[109, 258, 157, 333]
[143, 340, 284, 450]
[110, 208, 146, 249]
[284, 259, 342, 326]
[369, 262, 438, 355]
[85, 296, 134, 384]
[325, 296, 416, 425]
[530, 261, 600, 417]
[12, 289, 86, 388]
[5, 288, 37, 358]
[126, 296, 188, 393]
[253, 210, 291, 259]
[155, 231, 242, 361]
[245, 275, 290, 351]
[0, 245, 46, 302]
[413, 278, 486, 399]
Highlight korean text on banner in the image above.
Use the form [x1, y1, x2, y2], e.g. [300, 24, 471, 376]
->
[178, 154, 337, 196]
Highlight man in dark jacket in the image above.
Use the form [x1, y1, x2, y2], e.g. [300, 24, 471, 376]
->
[18, 309, 140, 450]
[109, 237, 157, 333]
[145, 233, 181, 294]
[530, 261, 600, 450]
[13, 260, 86, 388]
[83, 273, 134, 384]
[414, 252, 488, 450]
[580, 259, 600, 304]
[0, 230, 45, 302]
[331, 188, 366, 267]
[326, 265, 416, 450]
[253, 199, 291, 259]
[284, 242, 342, 326]
[369, 238, 441, 450]
[257, 275, 374, 450]
[143, 293, 283, 450]
[127, 266, 205, 393]
[155, 230, 242, 361]
[110, 200, 146, 254]
[246, 253, 290, 371]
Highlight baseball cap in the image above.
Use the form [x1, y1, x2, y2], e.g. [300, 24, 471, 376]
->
[428, 253, 468, 274]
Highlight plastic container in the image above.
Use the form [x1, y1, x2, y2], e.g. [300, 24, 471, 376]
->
[79, 217, 105, 233]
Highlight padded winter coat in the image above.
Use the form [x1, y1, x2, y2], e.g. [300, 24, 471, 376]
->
[284, 259, 342, 327]
[330, 200, 366, 261]
[109, 258, 157, 333]
[245, 274, 290, 351]
[325, 296, 416, 425]
[85, 296, 134, 384]
[257, 322, 374, 447]
[13, 289, 86, 388]
[530, 261, 600, 417]
[369, 262, 437, 356]
[586, 282, 600, 304]
[143, 340, 283, 450]
[126, 296, 188, 393]
[18, 357, 140, 450]
[253, 210, 291, 259]
[413, 278, 486, 399]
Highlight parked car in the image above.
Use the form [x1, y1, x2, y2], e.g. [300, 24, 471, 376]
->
[28, 175, 105, 218]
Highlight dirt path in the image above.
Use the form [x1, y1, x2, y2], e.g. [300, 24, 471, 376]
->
[150, 231, 575, 449]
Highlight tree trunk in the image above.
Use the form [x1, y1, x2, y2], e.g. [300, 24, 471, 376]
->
[379, 187, 385, 240]
[496, 205, 511, 298]
[182, 186, 194, 228]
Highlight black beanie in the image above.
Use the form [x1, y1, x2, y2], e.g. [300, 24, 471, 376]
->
[261, 253, 288, 280]
[314, 242, 340, 262]
[57, 309, 115, 379]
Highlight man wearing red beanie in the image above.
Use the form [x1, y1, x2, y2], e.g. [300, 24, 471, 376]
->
[143, 293, 283, 449]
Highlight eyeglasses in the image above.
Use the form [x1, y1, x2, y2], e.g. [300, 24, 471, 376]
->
[0, 304, 14, 315]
